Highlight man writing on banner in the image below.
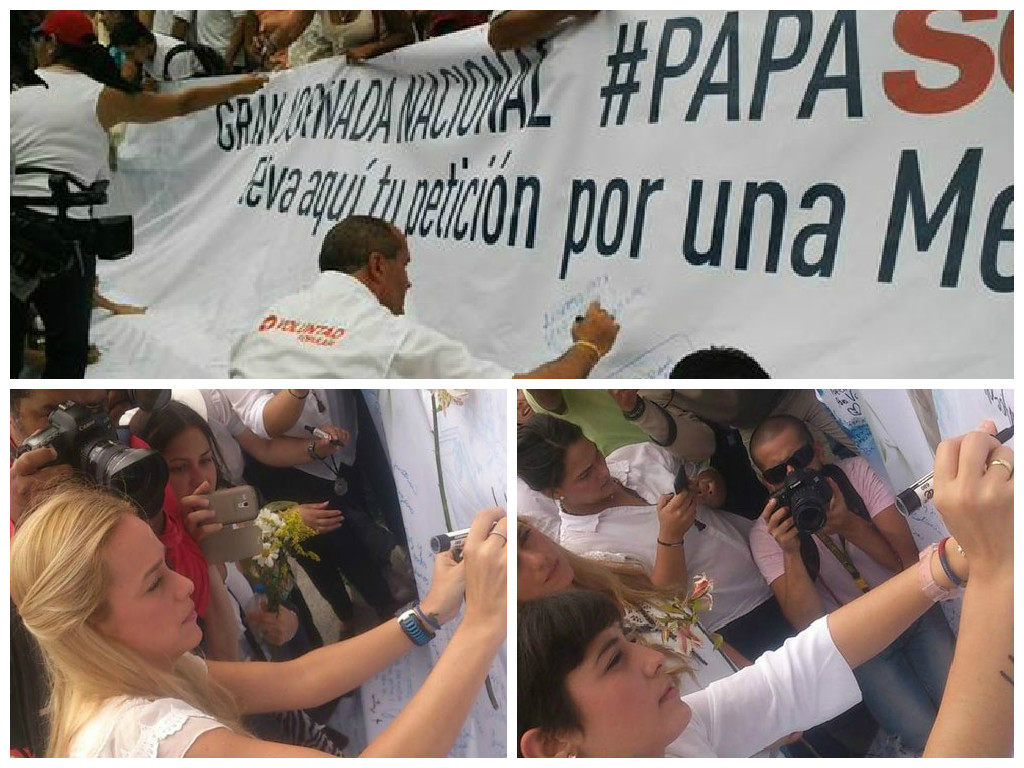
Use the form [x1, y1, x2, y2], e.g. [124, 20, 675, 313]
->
[748, 414, 955, 753]
[230, 215, 620, 379]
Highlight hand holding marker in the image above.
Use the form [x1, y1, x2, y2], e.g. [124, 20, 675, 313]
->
[304, 425, 349, 496]
[896, 424, 1013, 515]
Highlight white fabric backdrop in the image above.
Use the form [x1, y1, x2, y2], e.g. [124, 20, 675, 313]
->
[89, 10, 1013, 377]
[368, 389, 507, 757]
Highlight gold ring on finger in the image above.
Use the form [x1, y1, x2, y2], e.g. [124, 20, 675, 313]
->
[987, 458, 1014, 479]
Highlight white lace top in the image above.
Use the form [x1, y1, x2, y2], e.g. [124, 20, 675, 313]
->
[68, 657, 227, 758]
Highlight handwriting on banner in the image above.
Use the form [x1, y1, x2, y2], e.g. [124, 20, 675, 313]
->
[984, 389, 1014, 423]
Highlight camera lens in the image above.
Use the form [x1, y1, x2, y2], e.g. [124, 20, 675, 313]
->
[82, 441, 169, 520]
[791, 493, 827, 534]
[777, 468, 832, 535]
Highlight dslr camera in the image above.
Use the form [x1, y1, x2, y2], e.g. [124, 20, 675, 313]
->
[770, 468, 833, 535]
[18, 401, 168, 520]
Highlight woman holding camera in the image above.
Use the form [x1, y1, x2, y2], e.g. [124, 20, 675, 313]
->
[518, 414, 793, 660]
[10, 10, 266, 378]
[11, 482, 507, 757]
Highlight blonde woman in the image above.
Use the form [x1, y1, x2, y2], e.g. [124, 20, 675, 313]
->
[11, 486, 507, 757]
[517, 517, 741, 687]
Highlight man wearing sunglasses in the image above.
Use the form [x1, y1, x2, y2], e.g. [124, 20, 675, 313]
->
[747, 415, 955, 754]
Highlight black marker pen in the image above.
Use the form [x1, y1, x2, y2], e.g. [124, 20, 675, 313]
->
[896, 424, 1013, 515]
[431, 528, 470, 553]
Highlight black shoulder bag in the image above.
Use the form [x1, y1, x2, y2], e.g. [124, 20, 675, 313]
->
[11, 166, 133, 280]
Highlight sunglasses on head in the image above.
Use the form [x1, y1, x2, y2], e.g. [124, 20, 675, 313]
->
[762, 443, 814, 485]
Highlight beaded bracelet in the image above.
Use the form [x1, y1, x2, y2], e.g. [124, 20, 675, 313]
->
[937, 537, 967, 588]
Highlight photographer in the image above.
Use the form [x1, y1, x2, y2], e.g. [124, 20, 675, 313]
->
[603, 389, 859, 520]
[11, 389, 121, 526]
[748, 415, 954, 752]
[11, 10, 265, 378]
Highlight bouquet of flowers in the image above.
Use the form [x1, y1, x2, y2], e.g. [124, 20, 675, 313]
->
[247, 501, 321, 612]
[652, 573, 721, 657]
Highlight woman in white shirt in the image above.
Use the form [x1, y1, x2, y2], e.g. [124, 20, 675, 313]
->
[517, 424, 1012, 758]
[518, 414, 794, 661]
[10, 10, 264, 379]
[10, 486, 507, 757]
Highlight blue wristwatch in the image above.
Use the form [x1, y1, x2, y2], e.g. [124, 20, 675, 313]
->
[397, 608, 433, 646]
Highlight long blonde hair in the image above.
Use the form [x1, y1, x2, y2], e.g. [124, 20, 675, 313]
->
[517, 518, 680, 608]
[517, 519, 695, 675]
[10, 484, 242, 757]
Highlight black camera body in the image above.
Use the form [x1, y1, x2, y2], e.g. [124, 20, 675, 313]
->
[18, 401, 168, 521]
[770, 467, 833, 535]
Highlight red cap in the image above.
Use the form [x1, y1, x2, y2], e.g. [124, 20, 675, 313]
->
[37, 10, 98, 47]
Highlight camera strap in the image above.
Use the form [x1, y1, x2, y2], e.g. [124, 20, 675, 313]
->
[814, 532, 871, 594]
[806, 465, 874, 594]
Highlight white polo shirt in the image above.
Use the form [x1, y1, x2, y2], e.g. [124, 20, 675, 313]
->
[668, 616, 861, 757]
[557, 442, 773, 632]
[229, 272, 512, 379]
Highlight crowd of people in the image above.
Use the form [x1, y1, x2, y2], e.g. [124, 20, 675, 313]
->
[7, 11, 621, 379]
[11, 10, 777, 380]
[516, 389, 1013, 758]
[12, 11, 566, 87]
[10, 388, 507, 757]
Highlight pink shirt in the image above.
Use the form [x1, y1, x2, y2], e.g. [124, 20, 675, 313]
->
[749, 457, 898, 612]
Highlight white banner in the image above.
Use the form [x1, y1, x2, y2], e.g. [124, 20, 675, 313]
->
[369, 389, 507, 757]
[94, 11, 1013, 377]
